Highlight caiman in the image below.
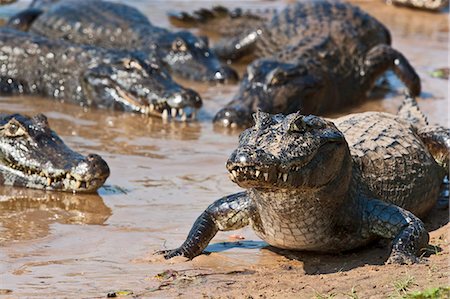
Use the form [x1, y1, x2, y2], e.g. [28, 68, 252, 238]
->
[170, 1, 421, 128]
[0, 112, 110, 192]
[159, 95, 449, 264]
[0, 28, 202, 120]
[7, 0, 238, 83]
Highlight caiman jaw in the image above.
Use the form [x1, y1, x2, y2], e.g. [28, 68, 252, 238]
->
[227, 163, 308, 188]
[1, 159, 103, 192]
[114, 85, 198, 121]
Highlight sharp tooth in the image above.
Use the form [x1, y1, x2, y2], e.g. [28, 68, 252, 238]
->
[162, 109, 169, 119]
[178, 108, 184, 115]
[171, 108, 177, 117]
[283, 173, 288, 182]
[232, 170, 237, 178]
[296, 167, 300, 171]
[149, 104, 155, 111]
[66, 173, 71, 179]
[86, 181, 90, 189]
[47, 177, 52, 186]
[255, 170, 260, 178]
[181, 113, 187, 122]
[191, 110, 197, 120]
[75, 180, 82, 189]
[40, 171, 45, 177]
[263, 173, 268, 181]
[28, 170, 32, 175]
[278, 173, 282, 179]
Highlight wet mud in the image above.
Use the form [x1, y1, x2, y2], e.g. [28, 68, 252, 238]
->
[0, 0, 448, 298]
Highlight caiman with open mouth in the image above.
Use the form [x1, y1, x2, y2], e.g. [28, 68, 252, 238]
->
[0, 28, 202, 120]
[160, 96, 449, 264]
[0, 112, 110, 192]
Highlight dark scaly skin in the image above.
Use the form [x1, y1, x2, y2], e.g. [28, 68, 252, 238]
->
[7, 0, 238, 83]
[386, 0, 449, 10]
[0, 28, 202, 120]
[0, 113, 110, 192]
[161, 96, 448, 264]
[172, 1, 421, 128]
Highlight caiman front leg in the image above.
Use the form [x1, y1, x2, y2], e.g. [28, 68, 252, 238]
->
[160, 191, 254, 259]
[362, 199, 429, 264]
[361, 44, 421, 97]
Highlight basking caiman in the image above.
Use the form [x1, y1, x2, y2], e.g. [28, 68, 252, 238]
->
[159, 96, 449, 264]
[386, 0, 449, 11]
[0, 28, 202, 120]
[0, 112, 110, 192]
[7, 0, 238, 83]
[170, 1, 421, 128]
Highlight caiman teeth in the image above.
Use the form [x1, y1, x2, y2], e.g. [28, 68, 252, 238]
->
[230, 164, 303, 184]
[162, 109, 169, 120]
[5, 162, 93, 190]
[171, 108, 177, 117]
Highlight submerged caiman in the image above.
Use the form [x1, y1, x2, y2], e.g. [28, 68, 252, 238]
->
[159, 95, 449, 264]
[0, 28, 202, 120]
[0, 112, 110, 192]
[171, 1, 421, 128]
[7, 0, 238, 83]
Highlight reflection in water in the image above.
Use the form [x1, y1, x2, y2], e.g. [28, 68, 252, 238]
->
[0, 96, 202, 155]
[0, 186, 111, 244]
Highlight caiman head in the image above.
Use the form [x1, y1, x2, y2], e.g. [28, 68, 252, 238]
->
[214, 59, 325, 128]
[226, 111, 351, 190]
[81, 52, 202, 120]
[157, 31, 238, 83]
[0, 113, 110, 192]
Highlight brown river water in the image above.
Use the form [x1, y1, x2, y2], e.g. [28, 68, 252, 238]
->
[0, 1, 448, 298]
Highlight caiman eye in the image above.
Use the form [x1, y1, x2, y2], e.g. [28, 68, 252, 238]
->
[289, 117, 308, 133]
[268, 70, 287, 86]
[171, 39, 187, 52]
[3, 119, 26, 137]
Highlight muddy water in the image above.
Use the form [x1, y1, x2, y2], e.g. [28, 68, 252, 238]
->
[0, 1, 448, 297]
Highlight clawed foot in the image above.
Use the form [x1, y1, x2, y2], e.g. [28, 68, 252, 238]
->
[386, 250, 421, 265]
[155, 248, 185, 259]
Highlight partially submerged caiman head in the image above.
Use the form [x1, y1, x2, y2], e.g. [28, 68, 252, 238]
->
[81, 52, 202, 120]
[157, 31, 238, 83]
[226, 111, 350, 190]
[0, 113, 110, 192]
[214, 59, 324, 128]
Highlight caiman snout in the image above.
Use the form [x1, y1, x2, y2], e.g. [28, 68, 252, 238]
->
[210, 65, 239, 84]
[213, 107, 253, 129]
[167, 88, 202, 109]
[85, 154, 110, 180]
[69, 154, 110, 192]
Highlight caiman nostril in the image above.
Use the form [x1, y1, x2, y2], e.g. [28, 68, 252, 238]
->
[85, 154, 110, 178]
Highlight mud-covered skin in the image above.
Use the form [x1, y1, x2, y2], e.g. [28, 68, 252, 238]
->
[0, 28, 202, 120]
[174, 1, 421, 128]
[386, 0, 449, 11]
[8, 0, 238, 83]
[161, 97, 449, 264]
[0, 113, 110, 192]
